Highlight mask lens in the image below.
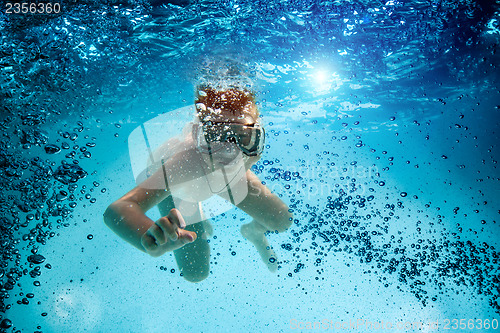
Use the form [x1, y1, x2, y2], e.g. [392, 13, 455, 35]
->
[236, 125, 264, 156]
[232, 126, 253, 147]
[196, 122, 265, 156]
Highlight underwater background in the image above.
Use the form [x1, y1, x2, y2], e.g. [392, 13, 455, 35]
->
[1, 0, 499, 332]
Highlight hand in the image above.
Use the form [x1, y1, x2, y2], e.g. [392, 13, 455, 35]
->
[141, 208, 197, 257]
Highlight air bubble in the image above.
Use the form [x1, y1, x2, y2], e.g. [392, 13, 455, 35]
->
[0, 319, 12, 329]
[44, 144, 60, 154]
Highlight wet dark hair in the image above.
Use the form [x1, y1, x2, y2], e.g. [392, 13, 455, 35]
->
[195, 87, 257, 116]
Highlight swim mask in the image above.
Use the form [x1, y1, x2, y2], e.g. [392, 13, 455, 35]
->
[194, 121, 265, 157]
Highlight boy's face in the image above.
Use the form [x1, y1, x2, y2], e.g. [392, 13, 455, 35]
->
[195, 88, 263, 168]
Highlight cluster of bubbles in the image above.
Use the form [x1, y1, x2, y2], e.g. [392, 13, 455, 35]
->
[251, 161, 499, 314]
[1, 5, 137, 330]
[0, 113, 105, 330]
[0, 93, 106, 332]
[195, 55, 256, 93]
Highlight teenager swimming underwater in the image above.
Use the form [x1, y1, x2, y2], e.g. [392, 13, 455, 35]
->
[103, 86, 293, 282]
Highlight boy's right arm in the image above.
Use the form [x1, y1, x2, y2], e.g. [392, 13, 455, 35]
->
[103, 184, 196, 257]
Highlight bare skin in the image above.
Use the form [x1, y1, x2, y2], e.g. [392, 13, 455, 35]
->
[103, 91, 293, 281]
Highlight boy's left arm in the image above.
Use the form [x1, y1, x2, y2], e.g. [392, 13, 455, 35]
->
[235, 170, 293, 233]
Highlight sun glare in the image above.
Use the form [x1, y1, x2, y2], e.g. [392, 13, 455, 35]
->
[314, 70, 327, 84]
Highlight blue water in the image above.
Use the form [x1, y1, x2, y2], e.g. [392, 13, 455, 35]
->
[1, 1, 499, 332]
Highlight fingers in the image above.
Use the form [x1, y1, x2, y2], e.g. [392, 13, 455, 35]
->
[141, 209, 197, 256]
[141, 217, 177, 251]
[144, 208, 192, 246]
[141, 232, 158, 252]
[155, 216, 178, 242]
[178, 229, 197, 243]
[168, 208, 186, 229]
[141, 229, 196, 255]
[148, 221, 167, 244]
[158, 208, 187, 241]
